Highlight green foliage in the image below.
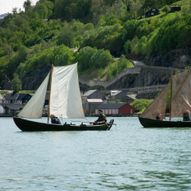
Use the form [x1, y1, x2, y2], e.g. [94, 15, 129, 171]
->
[77, 46, 113, 72]
[123, 20, 139, 41]
[83, 22, 123, 56]
[161, 5, 170, 14]
[57, 21, 93, 47]
[123, 18, 161, 56]
[34, 0, 54, 19]
[77, 47, 112, 71]
[12, 73, 22, 92]
[0, 0, 191, 89]
[54, 0, 92, 21]
[23, 0, 32, 12]
[107, 56, 134, 80]
[17, 45, 74, 77]
[6, 45, 28, 78]
[149, 14, 191, 55]
[53, 45, 75, 66]
[131, 99, 152, 112]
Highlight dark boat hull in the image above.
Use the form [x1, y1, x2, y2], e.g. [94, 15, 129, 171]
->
[13, 117, 114, 131]
[139, 117, 191, 128]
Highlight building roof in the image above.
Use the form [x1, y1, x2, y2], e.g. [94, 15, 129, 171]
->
[110, 90, 121, 96]
[5, 104, 23, 110]
[87, 99, 103, 103]
[127, 94, 136, 100]
[17, 94, 32, 100]
[83, 89, 97, 97]
[4, 93, 31, 101]
[4, 93, 18, 100]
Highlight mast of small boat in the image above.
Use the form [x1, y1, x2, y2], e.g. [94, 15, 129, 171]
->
[47, 65, 54, 124]
[169, 71, 173, 121]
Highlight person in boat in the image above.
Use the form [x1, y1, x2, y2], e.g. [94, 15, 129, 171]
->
[183, 110, 191, 121]
[50, 114, 61, 124]
[156, 113, 162, 120]
[93, 109, 107, 125]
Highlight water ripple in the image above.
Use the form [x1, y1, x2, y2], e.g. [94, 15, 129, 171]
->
[1, 117, 191, 190]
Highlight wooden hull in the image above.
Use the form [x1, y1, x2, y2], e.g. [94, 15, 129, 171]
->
[139, 117, 191, 128]
[13, 117, 114, 131]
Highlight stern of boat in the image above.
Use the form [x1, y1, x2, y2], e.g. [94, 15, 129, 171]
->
[107, 119, 114, 130]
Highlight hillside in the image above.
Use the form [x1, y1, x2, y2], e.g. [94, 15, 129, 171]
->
[0, 0, 191, 90]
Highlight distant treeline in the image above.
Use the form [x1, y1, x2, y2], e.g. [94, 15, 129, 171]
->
[0, 0, 191, 91]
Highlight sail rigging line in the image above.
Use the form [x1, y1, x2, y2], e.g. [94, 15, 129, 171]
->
[170, 70, 191, 118]
[140, 82, 170, 120]
[171, 70, 190, 101]
[169, 72, 173, 121]
[182, 95, 191, 108]
[47, 65, 54, 124]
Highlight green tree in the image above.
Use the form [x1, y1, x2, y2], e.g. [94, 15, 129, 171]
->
[23, 0, 32, 12]
[34, 0, 54, 19]
[131, 99, 152, 113]
[54, 0, 92, 21]
[12, 73, 22, 92]
[77, 46, 96, 71]
[77, 46, 112, 71]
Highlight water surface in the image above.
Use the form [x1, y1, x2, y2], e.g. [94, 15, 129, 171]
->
[0, 117, 191, 190]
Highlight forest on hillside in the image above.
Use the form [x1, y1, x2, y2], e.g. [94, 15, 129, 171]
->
[0, 0, 191, 90]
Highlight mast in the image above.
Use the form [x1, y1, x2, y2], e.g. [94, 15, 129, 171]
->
[47, 65, 54, 123]
[169, 72, 173, 121]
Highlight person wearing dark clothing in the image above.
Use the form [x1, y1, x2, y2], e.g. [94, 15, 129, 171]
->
[183, 110, 191, 121]
[50, 115, 61, 124]
[156, 113, 162, 120]
[94, 110, 107, 125]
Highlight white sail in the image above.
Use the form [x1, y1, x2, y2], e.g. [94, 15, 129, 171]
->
[49, 63, 84, 118]
[18, 73, 50, 118]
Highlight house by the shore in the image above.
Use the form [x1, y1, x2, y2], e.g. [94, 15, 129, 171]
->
[95, 103, 134, 116]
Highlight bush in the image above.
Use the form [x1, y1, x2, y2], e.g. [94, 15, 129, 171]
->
[77, 46, 112, 72]
[12, 73, 22, 92]
[131, 99, 152, 113]
[149, 14, 191, 55]
[107, 56, 133, 79]
[83, 23, 123, 56]
[17, 45, 75, 76]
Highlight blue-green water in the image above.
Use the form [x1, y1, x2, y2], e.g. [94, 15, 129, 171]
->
[0, 117, 191, 191]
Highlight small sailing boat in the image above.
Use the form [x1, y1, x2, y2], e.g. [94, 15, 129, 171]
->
[139, 70, 191, 128]
[13, 63, 114, 131]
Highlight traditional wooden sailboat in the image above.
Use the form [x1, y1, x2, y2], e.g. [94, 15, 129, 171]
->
[13, 64, 114, 131]
[139, 70, 191, 128]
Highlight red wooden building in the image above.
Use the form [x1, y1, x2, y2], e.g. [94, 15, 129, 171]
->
[96, 103, 134, 116]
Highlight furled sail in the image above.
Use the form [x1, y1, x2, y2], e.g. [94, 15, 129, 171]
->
[141, 84, 170, 119]
[49, 63, 84, 118]
[171, 70, 191, 117]
[18, 73, 50, 118]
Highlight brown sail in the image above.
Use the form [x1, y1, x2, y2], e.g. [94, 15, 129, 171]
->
[141, 84, 170, 120]
[171, 70, 191, 117]
[139, 70, 191, 127]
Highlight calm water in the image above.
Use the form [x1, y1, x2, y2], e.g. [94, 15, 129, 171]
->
[1, 117, 191, 191]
